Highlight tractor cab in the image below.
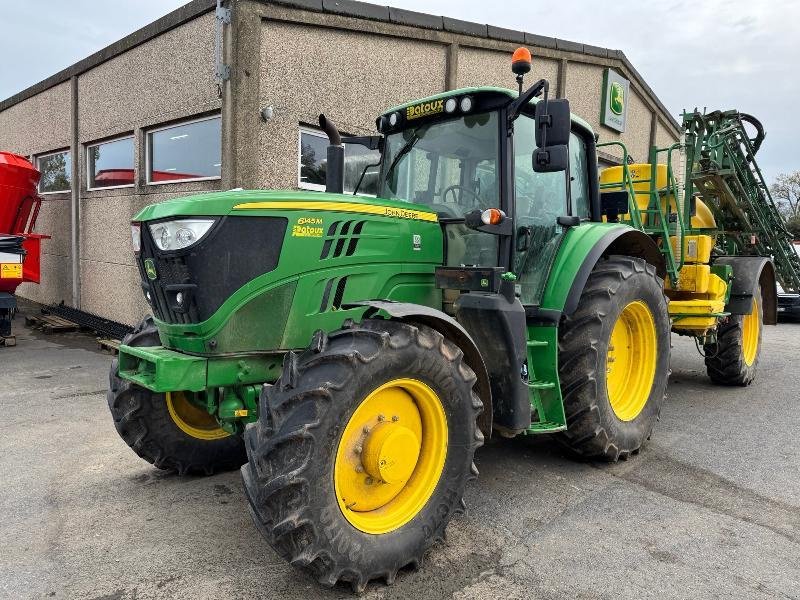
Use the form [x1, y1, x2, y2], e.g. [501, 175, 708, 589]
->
[336, 75, 598, 308]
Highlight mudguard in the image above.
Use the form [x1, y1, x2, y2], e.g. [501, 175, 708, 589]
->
[346, 300, 493, 436]
[540, 223, 666, 317]
[453, 291, 529, 433]
[713, 256, 777, 324]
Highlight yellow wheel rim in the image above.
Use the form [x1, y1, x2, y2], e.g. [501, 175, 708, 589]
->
[606, 300, 658, 421]
[334, 378, 448, 534]
[166, 391, 230, 441]
[742, 297, 760, 367]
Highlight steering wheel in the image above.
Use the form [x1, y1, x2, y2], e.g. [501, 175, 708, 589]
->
[442, 185, 483, 210]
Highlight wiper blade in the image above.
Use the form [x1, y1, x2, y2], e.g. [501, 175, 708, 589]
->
[385, 126, 428, 182]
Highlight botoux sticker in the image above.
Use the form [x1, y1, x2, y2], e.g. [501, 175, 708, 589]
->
[406, 99, 444, 121]
[292, 216, 324, 237]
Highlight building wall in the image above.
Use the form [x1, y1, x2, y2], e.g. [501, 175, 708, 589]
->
[75, 12, 221, 324]
[255, 6, 678, 196]
[0, 1, 681, 326]
[258, 20, 447, 189]
[456, 47, 559, 90]
[1, 13, 221, 325]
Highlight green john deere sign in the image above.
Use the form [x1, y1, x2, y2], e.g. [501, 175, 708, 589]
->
[601, 68, 629, 132]
[610, 82, 624, 115]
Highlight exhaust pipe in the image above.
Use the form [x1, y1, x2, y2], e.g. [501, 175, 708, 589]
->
[319, 114, 344, 194]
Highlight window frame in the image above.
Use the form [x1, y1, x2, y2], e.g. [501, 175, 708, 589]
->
[145, 114, 222, 186]
[297, 126, 379, 197]
[35, 149, 72, 195]
[568, 132, 592, 220]
[85, 134, 135, 191]
[297, 127, 328, 192]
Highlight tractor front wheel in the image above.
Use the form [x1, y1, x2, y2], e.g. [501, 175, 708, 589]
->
[241, 320, 482, 592]
[107, 317, 246, 475]
[557, 256, 670, 461]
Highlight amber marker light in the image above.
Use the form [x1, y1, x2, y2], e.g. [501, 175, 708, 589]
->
[511, 47, 532, 76]
[481, 208, 506, 225]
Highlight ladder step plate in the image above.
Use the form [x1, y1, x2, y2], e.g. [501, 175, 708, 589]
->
[528, 381, 556, 390]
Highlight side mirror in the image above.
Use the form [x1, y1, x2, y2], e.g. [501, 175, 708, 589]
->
[535, 99, 571, 147]
[533, 144, 568, 173]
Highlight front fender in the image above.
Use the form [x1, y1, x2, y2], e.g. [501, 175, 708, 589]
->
[541, 223, 666, 316]
[346, 300, 493, 437]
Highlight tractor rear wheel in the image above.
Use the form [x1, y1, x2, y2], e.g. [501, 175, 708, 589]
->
[107, 317, 246, 475]
[241, 320, 482, 592]
[557, 256, 670, 461]
[704, 287, 763, 386]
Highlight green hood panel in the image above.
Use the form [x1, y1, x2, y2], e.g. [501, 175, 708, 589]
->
[133, 189, 439, 222]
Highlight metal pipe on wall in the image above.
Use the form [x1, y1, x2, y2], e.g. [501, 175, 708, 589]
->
[70, 75, 80, 308]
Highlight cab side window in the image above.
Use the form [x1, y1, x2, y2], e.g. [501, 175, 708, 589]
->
[569, 133, 591, 219]
[513, 114, 568, 304]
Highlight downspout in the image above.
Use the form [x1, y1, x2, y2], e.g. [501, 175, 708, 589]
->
[70, 75, 80, 308]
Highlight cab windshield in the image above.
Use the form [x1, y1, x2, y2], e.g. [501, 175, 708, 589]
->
[378, 112, 500, 219]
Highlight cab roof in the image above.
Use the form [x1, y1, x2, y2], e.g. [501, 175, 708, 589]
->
[381, 86, 594, 136]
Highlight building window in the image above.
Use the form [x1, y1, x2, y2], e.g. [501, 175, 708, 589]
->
[36, 150, 71, 194]
[87, 135, 134, 189]
[298, 128, 380, 195]
[147, 115, 221, 184]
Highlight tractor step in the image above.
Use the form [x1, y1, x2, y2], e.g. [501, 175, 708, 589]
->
[528, 380, 556, 390]
[527, 421, 567, 434]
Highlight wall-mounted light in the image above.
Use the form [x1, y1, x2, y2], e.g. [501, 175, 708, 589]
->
[260, 106, 274, 121]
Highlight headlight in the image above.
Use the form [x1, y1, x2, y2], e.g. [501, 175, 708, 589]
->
[148, 218, 215, 251]
[445, 98, 457, 113]
[460, 95, 474, 112]
[131, 223, 141, 253]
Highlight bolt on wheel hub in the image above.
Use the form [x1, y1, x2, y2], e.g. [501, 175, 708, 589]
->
[362, 421, 421, 485]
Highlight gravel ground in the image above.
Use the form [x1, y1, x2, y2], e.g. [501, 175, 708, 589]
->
[1, 308, 798, 600]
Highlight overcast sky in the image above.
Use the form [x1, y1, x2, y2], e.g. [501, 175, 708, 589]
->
[1, 0, 797, 183]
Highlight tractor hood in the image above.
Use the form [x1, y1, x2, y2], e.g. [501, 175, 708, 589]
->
[133, 189, 438, 223]
[131, 188, 444, 356]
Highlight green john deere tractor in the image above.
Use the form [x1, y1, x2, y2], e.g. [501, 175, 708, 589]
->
[108, 48, 785, 591]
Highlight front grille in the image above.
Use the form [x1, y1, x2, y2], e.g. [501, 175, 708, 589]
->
[138, 216, 288, 324]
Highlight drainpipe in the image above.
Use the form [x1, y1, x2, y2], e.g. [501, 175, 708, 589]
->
[70, 75, 80, 308]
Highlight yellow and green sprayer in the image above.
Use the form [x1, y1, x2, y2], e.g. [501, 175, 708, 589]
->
[107, 47, 800, 591]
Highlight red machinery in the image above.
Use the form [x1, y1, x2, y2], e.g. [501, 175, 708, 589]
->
[0, 151, 49, 346]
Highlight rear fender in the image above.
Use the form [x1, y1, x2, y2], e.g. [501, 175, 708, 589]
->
[346, 300, 493, 437]
[713, 256, 777, 324]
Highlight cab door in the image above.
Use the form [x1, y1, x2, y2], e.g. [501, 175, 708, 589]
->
[513, 115, 591, 305]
